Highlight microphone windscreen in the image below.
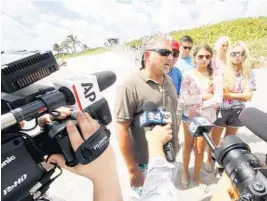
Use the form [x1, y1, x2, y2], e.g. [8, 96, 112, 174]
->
[92, 70, 117, 92]
[239, 107, 267, 143]
[143, 101, 158, 112]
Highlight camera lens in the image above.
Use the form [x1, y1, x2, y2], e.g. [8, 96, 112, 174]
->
[216, 136, 263, 193]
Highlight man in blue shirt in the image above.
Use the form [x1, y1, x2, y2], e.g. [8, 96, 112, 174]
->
[168, 40, 183, 138]
[168, 39, 182, 96]
[176, 35, 194, 74]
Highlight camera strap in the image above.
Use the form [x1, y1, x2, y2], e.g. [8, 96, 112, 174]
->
[75, 125, 111, 165]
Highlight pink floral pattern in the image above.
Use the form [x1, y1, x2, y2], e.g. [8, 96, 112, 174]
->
[180, 71, 223, 123]
[221, 71, 256, 109]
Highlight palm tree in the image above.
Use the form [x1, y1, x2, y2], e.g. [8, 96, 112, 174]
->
[53, 43, 62, 54]
[61, 39, 71, 53]
[67, 34, 81, 53]
[82, 44, 89, 51]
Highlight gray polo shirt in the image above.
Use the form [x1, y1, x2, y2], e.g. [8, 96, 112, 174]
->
[115, 69, 178, 164]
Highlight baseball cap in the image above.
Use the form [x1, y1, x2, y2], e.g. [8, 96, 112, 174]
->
[171, 40, 180, 51]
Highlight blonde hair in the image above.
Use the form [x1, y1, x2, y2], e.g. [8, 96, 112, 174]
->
[214, 36, 231, 54]
[224, 41, 252, 91]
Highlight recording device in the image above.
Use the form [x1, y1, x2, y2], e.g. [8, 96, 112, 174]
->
[189, 113, 267, 201]
[1, 51, 117, 201]
[140, 101, 175, 162]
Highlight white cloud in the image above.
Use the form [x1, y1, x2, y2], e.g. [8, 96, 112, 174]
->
[40, 13, 64, 24]
[1, 0, 267, 51]
[1, 0, 40, 25]
[246, 0, 267, 17]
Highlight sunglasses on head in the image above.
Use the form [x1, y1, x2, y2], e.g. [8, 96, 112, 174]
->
[147, 49, 173, 56]
[183, 46, 192, 50]
[197, 55, 211, 60]
[231, 51, 246, 57]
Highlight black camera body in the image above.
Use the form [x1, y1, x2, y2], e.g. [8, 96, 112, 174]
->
[1, 51, 115, 201]
[1, 136, 45, 201]
[189, 117, 267, 201]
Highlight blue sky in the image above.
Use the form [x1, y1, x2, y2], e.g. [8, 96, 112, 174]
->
[1, 0, 267, 51]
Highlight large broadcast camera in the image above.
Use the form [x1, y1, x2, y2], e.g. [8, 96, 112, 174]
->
[189, 112, 267, 201]
[1, 51, 117, 201]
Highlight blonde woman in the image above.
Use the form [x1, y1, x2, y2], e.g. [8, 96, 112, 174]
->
[213, 36, 231, 72]
[204, 41, 256, 173]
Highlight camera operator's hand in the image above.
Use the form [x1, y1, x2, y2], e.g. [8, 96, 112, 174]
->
[38, 107, 73, 127]
[146, 125, 173, 159]
[47, 111, 122, 201]
[211, 173, 239, 201]
[18, 107, 72, 129]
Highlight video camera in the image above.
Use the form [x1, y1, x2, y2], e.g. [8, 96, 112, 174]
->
[189, 115, 267, 201]
[1, 51, 116, 201]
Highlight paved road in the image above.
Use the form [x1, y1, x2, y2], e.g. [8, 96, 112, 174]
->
[40, 52, 267, 201]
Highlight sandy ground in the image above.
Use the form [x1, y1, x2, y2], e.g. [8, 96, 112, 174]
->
[37, 52, 267, 201]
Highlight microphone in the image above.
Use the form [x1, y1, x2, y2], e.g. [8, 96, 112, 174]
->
[1, 71, 117, 130]
[53, 70, 116, 111]
[189, 117, 216, 151]
[239, 107, 267, 143]
[1, 87, 76, 130]
[54, 70, 116, 126]
[140, 101, 176, 162]
[93, 70, 117, 91]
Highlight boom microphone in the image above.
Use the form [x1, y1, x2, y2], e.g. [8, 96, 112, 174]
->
[239, 107, 267, 143]
[140, 101, 175, 162]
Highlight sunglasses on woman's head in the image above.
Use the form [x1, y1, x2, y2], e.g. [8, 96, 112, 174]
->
[231, 51, 246, 57]
[197, 55, 211, 60]
[147, 49, 173, 56]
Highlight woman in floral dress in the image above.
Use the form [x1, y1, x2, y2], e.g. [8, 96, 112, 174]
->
[180, 44, 222, 191]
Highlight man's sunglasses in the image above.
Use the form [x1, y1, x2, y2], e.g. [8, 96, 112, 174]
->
[147, 49, 173, 57]
[231, 51, 246, 57]
[197, 55, 211, 60]
[183, 46, 192, 50]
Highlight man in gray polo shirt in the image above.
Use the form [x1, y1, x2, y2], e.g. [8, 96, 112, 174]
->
[115, 35, 179, 192]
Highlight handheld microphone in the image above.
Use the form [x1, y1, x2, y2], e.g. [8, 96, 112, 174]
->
[53, 70, 117, 111]
[189, 117, 215, 151]
[1, 87, 75, 130]
[140, 101, 176, 162]
[239, 107, 267, 143]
